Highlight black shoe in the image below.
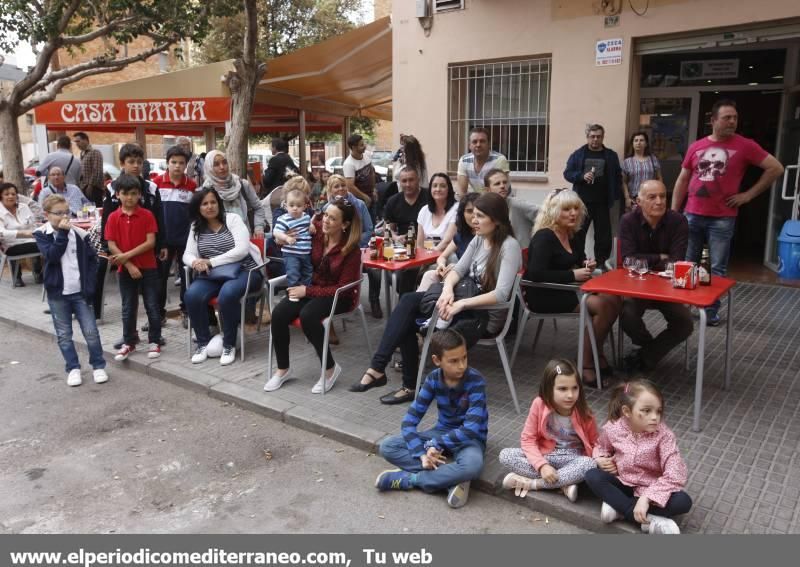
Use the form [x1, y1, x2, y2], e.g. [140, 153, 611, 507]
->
[380, 387, 415, 405]
[14, 276, 25, 288]
[113, 335, 140, 350]
[623, 351, 647, 374]
[370, 299, 383, 319]
[348, 372, 388, 392]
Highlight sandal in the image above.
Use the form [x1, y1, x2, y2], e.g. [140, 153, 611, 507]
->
[348, 370, 387, 392]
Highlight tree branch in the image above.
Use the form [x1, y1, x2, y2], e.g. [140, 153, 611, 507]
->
[61, 16, 139, 46]
[17, 63, 127, 113]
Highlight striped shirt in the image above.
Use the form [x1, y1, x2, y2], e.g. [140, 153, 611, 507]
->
[401, 367, 488, 458]
[274, 212, 312, 256]
[622, 155, 660, 198]
[198, 226, 257, 270]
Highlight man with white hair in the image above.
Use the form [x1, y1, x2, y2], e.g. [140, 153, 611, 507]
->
[176, 136, 203, 185]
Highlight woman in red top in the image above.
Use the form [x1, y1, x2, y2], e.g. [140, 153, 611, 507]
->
[265, 197, 363, 394]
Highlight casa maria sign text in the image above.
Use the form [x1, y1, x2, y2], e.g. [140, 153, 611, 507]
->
[34, 98, 231, 126]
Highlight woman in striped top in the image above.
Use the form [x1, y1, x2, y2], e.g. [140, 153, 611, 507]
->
[622, 132, 662, 212]
[183, 188, 263, 366]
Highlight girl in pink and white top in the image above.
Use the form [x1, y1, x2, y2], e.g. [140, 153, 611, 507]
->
[499, 359, 598, 503]
[585, 380, 692, 535]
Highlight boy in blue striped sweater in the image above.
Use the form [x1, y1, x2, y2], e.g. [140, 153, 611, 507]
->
[273, 188, 313, 301]
[375, 329, 488, 508]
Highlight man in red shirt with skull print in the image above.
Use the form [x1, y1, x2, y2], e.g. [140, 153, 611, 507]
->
[672, 99, 783, 326]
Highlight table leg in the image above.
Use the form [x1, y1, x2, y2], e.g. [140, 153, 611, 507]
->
[577, 293, 589, 373]
[724, 289, 733, 391]
[383, 270, 392, 319]
[693, 308, 707, 432]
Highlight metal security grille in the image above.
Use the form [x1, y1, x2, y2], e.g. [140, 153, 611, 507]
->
[448, 57, 551, 175]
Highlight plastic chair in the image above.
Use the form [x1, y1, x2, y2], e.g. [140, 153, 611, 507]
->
[264, 257, 371, 396]
[185, 238, 269, 361]
[415, 274, 522, 414]
[510, 280, 604, 389]
[0, 249, 43, 288]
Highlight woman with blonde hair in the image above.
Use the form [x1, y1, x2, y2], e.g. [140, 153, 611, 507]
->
[324, 173, 373, 246]
[525, 188, 621, 387]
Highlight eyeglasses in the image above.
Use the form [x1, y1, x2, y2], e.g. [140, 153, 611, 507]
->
[47, 210, 70, 217]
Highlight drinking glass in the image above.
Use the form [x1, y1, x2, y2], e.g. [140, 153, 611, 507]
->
[636, 258, 649, 280]
[424, 237, 435, 251]
[624, 257, 636, 278]
[383, 243, 394, 261]
[664, 262, 674, 276]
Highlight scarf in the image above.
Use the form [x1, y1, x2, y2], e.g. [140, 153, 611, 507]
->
[203, 150, 242, 202]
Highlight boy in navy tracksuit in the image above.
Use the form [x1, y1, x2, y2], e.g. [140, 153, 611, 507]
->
[153, 145, 197, 325]
[35, 194, 108, 387]
[98, 143, 167, 347]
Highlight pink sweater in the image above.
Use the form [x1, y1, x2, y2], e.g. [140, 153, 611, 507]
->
[520, 397, 598, 472]
[592, 418, 687, 508]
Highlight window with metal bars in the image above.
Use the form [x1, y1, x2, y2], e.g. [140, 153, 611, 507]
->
[448, 57, 551, 175]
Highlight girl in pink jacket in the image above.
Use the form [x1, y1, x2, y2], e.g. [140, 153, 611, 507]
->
[585, 379, 692, 535]
[499, 359, 598, 502]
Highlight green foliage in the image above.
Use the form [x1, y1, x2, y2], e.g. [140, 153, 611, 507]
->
[0, 1, 234, 56]
[198, 0, 365, 63]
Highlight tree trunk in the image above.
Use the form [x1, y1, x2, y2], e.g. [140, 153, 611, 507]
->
[223, 0, 266, 179]
[0, 103, 27, 194]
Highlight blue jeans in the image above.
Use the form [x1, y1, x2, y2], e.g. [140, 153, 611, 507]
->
[685, 213, 736, 312]
[48, 293, 106, 372]
[185, 269, 263, 349]
[283, 253, 313, 288]
[119, 268, 161, 345]
[379, 430, 485, 493]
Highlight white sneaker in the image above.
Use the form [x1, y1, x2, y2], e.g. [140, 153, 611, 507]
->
[645, 514, 680, 535]
[561, 484, 578, 502]
[220, 346, 236, 366]
[67, 369, 82, 387]
[600, 502, 621, 523]
[147, 343, 161, 359]
[92, 368, 109, 384]
[191, 345, 208, 364]
[312, 363, 341, 393]
[264, 369, 293, 391]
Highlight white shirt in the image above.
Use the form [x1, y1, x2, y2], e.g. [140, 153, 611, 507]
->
[342, 155, 371, 178]
[61, 229, 81, 295]
[417, 203, 458, 241]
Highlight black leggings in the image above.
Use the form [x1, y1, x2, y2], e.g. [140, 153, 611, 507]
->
[271, 295, 350, 370]
[584, 468, 692, 523]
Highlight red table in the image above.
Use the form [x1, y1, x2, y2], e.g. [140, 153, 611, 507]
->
[578, 269, 736, 432]
[362, 248, 440, 316]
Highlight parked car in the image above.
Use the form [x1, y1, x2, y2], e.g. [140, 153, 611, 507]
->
[147, 158, 167, 180]
[370, 150, 394, 180]
[325, 156, 344, 175]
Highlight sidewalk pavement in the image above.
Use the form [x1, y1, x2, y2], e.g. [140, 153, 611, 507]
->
[2, 270, 799, 534]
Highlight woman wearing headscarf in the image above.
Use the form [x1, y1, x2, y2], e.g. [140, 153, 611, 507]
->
[203, 150, 268, 236]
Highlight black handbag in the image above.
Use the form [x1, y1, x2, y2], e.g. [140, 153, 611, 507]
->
[419, 277, 481, 317]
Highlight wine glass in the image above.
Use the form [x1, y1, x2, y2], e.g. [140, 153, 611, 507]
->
[624, 256, 636, 278]
[636, 258, 649, 280]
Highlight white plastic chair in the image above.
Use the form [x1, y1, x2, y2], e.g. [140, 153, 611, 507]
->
[0, 249, 43, 288]
[510, 280, 604, 389]
[264, 257, 371, 396]
[415, 274, 522, 414]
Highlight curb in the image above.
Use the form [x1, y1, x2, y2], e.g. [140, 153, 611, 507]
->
[2, 312, 639, 534]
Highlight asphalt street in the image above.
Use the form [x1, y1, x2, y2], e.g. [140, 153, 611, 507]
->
[0, 322, 585, 534]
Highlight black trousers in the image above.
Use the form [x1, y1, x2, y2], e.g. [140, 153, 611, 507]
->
[158, 245, 186, 314]
[93, 256, 108, 319]
[581, 201, 612, 264]
[271, 295, 350, 370]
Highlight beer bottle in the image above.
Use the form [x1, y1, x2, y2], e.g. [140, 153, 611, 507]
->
[699, 247, 712, 286]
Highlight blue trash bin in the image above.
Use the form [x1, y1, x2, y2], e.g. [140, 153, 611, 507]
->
[777, 220, 800, 280]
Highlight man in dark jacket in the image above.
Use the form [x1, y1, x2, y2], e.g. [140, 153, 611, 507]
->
[260, 137, 298, 197]
[563, 124, 622, 266]
[35, 193, 109, 387]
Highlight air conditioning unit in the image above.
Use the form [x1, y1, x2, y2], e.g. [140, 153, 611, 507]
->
[434, 0, 465, 13]
[416, 0, 431, 18]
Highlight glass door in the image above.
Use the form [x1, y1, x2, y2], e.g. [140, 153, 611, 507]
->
[638, 97, 694, 193]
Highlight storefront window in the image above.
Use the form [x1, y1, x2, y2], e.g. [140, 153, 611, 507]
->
[448, 57, 551, 174]
[641, 49, 785, 88]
